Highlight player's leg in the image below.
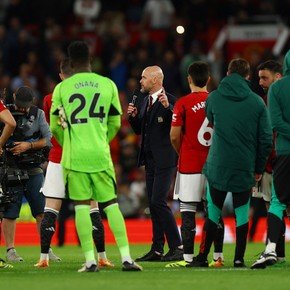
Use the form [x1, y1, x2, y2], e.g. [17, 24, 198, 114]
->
[90, 201, 114, 267]
[202, 191, 225, 268]
[251, 156, 290, 269]
[35, 162, 65, 266]
[251, 189, 286, 269]
[166, 173, 204, 268]
[276, 217, 286, 264]
[25, 172, 58, 267]
[209, 217, 224, 267]
[64, 169, 98, 272]
[187, 186, 227, 267]
[2, 190, 23, 262]
[35, 198, 62, 267]
[232, 190, 251, 267]
[92, 168, 142, 271]
[262, 172, 286, 264]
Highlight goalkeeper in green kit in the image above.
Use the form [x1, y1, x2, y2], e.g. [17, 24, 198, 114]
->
[50, 41, 142, 272]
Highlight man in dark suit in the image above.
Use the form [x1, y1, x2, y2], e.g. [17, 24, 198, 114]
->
[127, 65, 183, 262]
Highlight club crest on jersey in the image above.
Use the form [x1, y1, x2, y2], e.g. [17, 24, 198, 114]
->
[157, 116, 164, 123]
[192, 101, 205, 113]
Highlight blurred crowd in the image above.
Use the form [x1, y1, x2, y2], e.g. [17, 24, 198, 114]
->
[1, 0, 290, 219]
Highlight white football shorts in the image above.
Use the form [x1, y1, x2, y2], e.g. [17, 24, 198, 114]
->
[173, 172, 207, 202]
[41, 161, 66, 199]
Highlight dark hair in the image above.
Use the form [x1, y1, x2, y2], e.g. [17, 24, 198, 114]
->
[257, 60, 283, 74]
[67, 41, 90, 66]
[14, 86, 35, 108]
[60, 57, 73, 76]
[228, 58, 250, 78]
[187, 61, 209, 87]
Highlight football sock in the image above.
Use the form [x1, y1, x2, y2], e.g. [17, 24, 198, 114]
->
[98, 252, 107, 260]
[214, 218, 224, 253]
[40, 208, 58, 255]
[267, 212, 283, 245]
[234, 223, 248, 262]
[75, 205, 95, 263]
[265, 242, 276, 254]
[276, 218, 285, 258]
[199, 218, 217, 260]
[213, 252, 224, 260]
[180, 210, 196, 255]
[90, 208, 105, 253]
[183, 254, 193, 263]
[103, 203, 131, 262]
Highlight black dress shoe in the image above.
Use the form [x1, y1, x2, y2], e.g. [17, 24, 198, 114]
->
[161, 248, 183, 262]
[135, 250, 163, 262]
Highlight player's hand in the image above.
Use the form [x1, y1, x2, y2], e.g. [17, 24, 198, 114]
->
[127, 103, 138, 117]
[57, 106, 68, 129]
[158, 89, 169, 109]
[10, 141, 30, 155]
[254, 173, 262, 182]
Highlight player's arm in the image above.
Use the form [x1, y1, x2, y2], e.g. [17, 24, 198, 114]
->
[0, 108, 16, 149]
[50, 84, 65, 146]
[205, 94, 214, 124]
[108, 113, 121, 142]
[268, 84, 290, 139]
[170, 125, 182, 154]
[255, 106, 273, 174]
[170, 100, 183, 154]
[108, 80, 122, 142]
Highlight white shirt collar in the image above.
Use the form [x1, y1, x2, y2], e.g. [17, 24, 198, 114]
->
[150, 88, 163, 104]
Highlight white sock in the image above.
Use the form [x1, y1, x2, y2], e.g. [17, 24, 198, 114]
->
[86, 260, 97, 268]
[40, 253, 49, 261]
[265, 242, 276, 254]
[183, 254, 193, 263]
[98, 252, 107, 260]
[121, 256, 133, 264]
[213, 252, 224, 260]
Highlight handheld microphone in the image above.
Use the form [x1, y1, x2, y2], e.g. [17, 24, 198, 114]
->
[131, 90, 138, 106]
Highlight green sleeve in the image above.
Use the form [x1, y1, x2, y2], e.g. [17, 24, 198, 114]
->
[255, 106, 273, 173]
[111, 80, 122, 114]
[269, 84, 290, 139]
[108, 115, 121, 142]
[205, 93, 214, 124]
[107, 80, 122, 142]
[50, 84, 64, 146]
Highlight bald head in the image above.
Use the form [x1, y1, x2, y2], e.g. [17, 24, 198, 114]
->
[140, 66, 164, 94]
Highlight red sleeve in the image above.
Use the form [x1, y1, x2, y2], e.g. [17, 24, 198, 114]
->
[0, 100, 7, 112]
[171, 99, 184, 127]
[43, 94, 52, 124]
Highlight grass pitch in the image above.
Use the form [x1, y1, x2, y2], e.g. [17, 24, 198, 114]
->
[1, 243, 290, 290]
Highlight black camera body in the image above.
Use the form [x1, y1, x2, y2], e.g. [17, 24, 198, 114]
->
[0, 157, 29, 218]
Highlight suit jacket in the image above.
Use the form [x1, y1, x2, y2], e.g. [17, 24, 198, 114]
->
[129, 92, 177, 168]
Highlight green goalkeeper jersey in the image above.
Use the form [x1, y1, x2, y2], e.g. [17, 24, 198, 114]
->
[50, 72, 122, 173]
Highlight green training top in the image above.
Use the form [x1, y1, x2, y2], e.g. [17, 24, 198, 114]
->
[50, 72, 122, 172]
[268, 49, 290, 156]
[203, 73, 272, 192]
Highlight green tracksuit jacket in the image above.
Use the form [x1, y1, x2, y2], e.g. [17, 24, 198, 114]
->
[203, 73, 272, 192]
[268, 50, 290, 156]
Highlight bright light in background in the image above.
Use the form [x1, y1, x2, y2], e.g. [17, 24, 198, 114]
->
[176, 25, 185, 34]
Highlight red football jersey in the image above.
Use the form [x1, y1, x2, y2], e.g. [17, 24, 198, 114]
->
[171, 91, 212, 173]
[43, 93, 62, 163]
[0, 100, 7, 112]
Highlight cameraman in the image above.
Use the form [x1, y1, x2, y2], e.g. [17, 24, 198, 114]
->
[2, 86, 51, 262]
[0, 99, 16, 269]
